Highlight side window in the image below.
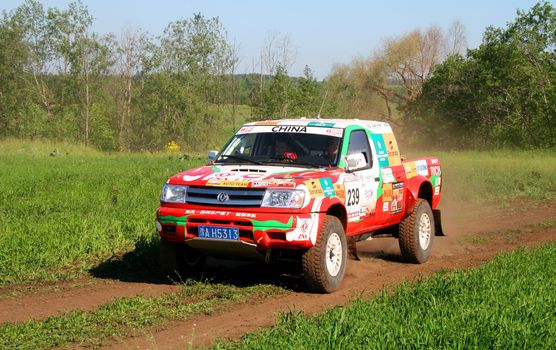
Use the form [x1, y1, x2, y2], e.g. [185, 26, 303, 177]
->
[347, 130, 373, 168]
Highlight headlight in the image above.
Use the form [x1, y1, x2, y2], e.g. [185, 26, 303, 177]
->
[161, 184, 187, 203]
[261, 189, 305, 209]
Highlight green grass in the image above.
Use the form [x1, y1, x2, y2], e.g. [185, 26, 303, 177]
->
[0, 138, 104, 157]
[464, 235, 491, 244]
[0, 142, 205, 285]
[0, 281, 283, 350]
[464, 220, 556, 245]
[213, 243, 556, 349]
[408, 149, 556, 203]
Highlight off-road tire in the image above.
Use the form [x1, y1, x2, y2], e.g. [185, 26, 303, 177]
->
[176, 244, 207, 278]
[399, 199, 435, 263]
[302, 216, 347, 293]
[159, 239, 178, 276]
[159, 240, 206, 278]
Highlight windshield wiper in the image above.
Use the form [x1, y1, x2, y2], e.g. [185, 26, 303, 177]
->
[292, 159, 324, 168]
[217, 154, 263, 165]
[262, 155, 290, 163]
[263, 156, 323, 168]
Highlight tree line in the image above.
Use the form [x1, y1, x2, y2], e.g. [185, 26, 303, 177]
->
[412, 2, 555, 148]
[0, 0, 553, 151]
[0, 0, 325, 151]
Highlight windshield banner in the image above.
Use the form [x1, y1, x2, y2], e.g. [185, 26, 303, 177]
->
[237, 125, 343, 137]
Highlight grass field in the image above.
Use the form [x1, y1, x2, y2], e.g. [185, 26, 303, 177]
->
[0, 140, 199, 285]
[213, 242, 556, 349]
[0, 140, 555, 285]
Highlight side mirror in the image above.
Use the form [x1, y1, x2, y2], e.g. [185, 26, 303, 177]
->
[346, 153, 367, 172]
[207, 150, 218, 163]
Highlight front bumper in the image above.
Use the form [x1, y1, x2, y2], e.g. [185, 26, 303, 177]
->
[156, 206, 319, 258]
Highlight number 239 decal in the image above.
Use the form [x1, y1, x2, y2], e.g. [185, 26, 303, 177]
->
[347, 188, 360, 206]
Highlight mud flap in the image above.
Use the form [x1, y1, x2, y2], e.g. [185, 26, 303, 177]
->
[347, 236, 360, 260]
[433, 209, 446, 236]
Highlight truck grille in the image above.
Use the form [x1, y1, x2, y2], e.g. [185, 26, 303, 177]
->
[186, 186, 265, 207]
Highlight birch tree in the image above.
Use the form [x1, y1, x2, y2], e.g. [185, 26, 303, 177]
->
[116, 27, 148, 150]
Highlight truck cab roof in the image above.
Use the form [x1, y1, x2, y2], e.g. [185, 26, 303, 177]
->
[243, 118, 394, 134]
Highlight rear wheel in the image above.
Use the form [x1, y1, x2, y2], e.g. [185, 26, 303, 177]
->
[302, 216, 347, 293]
[399, 199, 435, 263]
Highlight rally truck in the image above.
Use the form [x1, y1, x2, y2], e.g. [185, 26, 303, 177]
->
[156, 119, 444, 293]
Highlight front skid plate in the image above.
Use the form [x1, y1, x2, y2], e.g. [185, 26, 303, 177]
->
[185, 238, 263, 261]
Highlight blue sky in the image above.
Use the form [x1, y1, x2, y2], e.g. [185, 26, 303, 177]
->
[1, 0, 544, 79]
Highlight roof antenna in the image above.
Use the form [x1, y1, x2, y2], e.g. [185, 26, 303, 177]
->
[316, 88, 329, 120]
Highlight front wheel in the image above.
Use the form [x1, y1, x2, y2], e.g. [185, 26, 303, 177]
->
[302, 216, 347, 293]
[399, 199, 435, 263]
[159, 239, 206, 278]
[176, 244, 207, 278]
[159, 239, 178, 276]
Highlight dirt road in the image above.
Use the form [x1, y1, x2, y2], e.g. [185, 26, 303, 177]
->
[1, 199, 555, 349]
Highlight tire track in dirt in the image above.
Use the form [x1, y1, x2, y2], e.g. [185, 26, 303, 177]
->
[0, 279, 180, 323]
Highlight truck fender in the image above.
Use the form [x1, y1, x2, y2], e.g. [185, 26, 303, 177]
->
[309, 197, 349, 245]
[406, 179, 445, 236]
[407, 178, 433, 205]
[320, 198, 347, 230]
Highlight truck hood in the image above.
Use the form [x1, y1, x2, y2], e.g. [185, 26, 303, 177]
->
[167, 164, 339, 189]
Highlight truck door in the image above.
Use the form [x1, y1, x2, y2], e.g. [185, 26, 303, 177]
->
[344, 129, 380, 228]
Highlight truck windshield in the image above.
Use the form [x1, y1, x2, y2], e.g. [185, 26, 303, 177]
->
[216, 131, 342, 167]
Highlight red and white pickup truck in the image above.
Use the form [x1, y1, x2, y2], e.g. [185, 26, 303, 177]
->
[156, 119, 443, 292]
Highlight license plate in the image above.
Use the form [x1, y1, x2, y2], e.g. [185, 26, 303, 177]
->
[198, 226, 240, 240]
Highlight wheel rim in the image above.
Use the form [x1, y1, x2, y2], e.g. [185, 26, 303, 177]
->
[326, 232, 343, 277]
[418, 212, 432, 250]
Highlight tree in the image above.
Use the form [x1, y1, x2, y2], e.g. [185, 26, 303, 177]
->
[326, 22, 465, 127]
[408, 54, 481, 147]
[446, 20, 468, 55]
[292, 65, 321, 117]
[48, 1, 114, 147]
[12, 0, 56, 120]
[47, 0, 92, 76]
[76, 33, 114, 147]
[0, 3, 249, 151]
[228, 40, 241, 131]
[154, 13, 232, 150]
[255, 32, 297, 111]
[411, 1, 555, 148]
[45, 0, 94, 143]
[0, 11, 30, 136]
[115, 27, 149, 150]
[261, 64, 292, 118]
